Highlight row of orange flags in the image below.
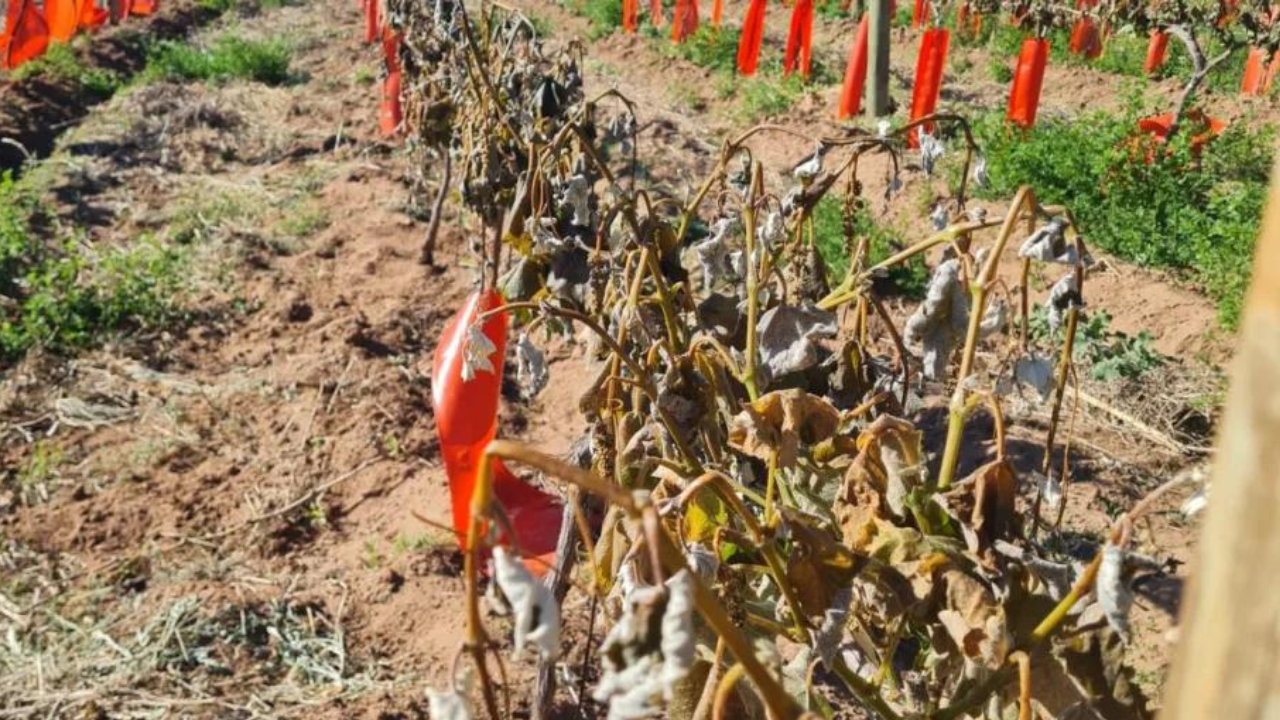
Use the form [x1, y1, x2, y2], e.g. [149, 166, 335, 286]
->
[2, 0, 152, 71]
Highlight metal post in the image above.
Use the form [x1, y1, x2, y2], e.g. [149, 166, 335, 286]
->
[866, 0, 891, 117]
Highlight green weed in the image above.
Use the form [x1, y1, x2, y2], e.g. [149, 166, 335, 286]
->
[0, 172, 191, 364]
[8, 41, 124, 96]
[972, 108, 1273, 328]
[812, 196, 928, 297]
[664, 24, 740, 73]
[562, 0, 622, 39]
[736, 74, 805, 121]
[1029, 307, 1165, 382]
[144, 34, 292, 85]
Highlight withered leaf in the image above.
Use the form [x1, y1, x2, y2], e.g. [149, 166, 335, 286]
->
[728, 389, 839, 468]
[780, 507, 868, 617]
[936, 569, 1011, 670]
[842, 415, 926, 521]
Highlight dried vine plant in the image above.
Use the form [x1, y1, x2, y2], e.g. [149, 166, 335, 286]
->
[394, 4, 1178, 720]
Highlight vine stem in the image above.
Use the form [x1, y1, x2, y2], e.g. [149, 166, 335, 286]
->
[479, 441, 804, 720]
[936, 187, 1038, 491]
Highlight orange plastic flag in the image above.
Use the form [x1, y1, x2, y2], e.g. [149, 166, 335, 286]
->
[1068, 17, 1102, 59]
[908, 27, 948, 146]
[711, 0, 722, 26]
[622, 0, 638, 32]
[672, 0, 698, 42]
[736, 0, 766, 76]
[837, 15, 869, 119]
[77, 0, 107, 28]
[1007, 37, 1049, 129]
[45, 0, 78, 41]
[1144, 30, 1169, 74]
[911, 0, 928, 28]
[783, 0, 814, 78]
[1241, 46, 1267, 95]
[1, 0, 50, 70]
[130, 0, 158, 17]
[363, 0, 379, 44]
[649, 0, 662, 26]
[380, 69, 402, 135]
[431, 291, 563, 574]
[1264, 49, 1280, 94]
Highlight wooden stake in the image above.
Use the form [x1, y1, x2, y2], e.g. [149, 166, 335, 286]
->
[1161, 158, 1280, 717]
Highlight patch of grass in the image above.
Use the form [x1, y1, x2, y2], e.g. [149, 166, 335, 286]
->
[0, 171, 191, 365]
[1030, 307, 1165, 381]
[973, 107, 1274, 328]
[736, 73, 805, 121]
[563, 0, 622, 39]
[7, 41, 125, 97]
[812, 196, 928, 297]
[987, 55, 1013, 83]
[664, 24, 740, 73]
[277, 205, 330, 240]
[144, 33, 292, 85]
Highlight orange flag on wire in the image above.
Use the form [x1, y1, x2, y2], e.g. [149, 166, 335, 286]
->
[130, 0, 158, 17]
[364, 0, 379, 44]
[649, 0, 662, 26]
[836, 15, 869, 119]
[77, 0, 107, 27]
[711, 0, 722, 26]
[45, 0, 79, 42]
[1, 0, 50, 70]
[736, 0, 766, 76]
[783, 0, 814, 78]
[1007, 37, 1049, 128]
[908, 27, 948, 146]
[622, 0, 638, 32]
[1144, 30, 1169, 74]
[672, 0, 698, 42]
[1242, 46, 1267, 95]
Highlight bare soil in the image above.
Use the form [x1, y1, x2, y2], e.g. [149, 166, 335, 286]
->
[0, 0, 1243, 716]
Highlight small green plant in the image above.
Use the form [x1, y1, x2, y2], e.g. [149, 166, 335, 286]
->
[812, 196, 928, 297]
[736, 74, 805, 121]
[664, 25, 740, 73]
[1, 171, 192, 364]
[987, 56, 1013, 83]
[277, 205, 330, 240]
[8, 41, 123, 96]
[1029, 308, 1165, 382]
[144, 34, 292, 86]
[563, 0, 621, 39]
[973, 107, 1273, 328]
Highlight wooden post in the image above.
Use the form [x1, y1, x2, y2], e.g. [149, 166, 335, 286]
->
[866, 0, 891, 117]
[1160, 158, 1280, 717]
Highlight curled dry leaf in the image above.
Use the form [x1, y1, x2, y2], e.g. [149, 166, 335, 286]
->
[919, 129, 945, 176]
[1013, 354, 1055, 402]
[941, 459, 1020, 556]
[755, 303, 838, 381]
[493, 546, 561, 660]
[1096, 543, 1134, 641]
[840, 415, 926, 522]
[461, 324, 498, 382]
[426, 667, 475, 720]
[1048, 272, 1084, 333]
[904, 259, 969, 380]
[1018, 217, 1074, 264]
[728, 388, 840, 469]
[515, 333, 549, 399]
[936, 569, 1011, 670]
[782, 507, 869, 617]
[972, 154, 990, 188]
[660, 570, 696, 694]
[593, 570, 698, 718]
